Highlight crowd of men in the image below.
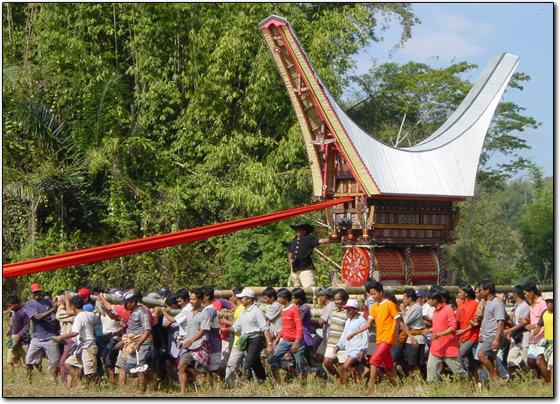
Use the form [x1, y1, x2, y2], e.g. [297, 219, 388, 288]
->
[4, 278, 554, 394]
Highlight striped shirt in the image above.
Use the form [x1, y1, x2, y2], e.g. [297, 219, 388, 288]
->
[279, 304, 303, 342]
[327, 307, 347, 348]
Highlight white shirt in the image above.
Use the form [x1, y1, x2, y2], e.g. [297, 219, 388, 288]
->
[422, 302, 435, 319]
[174, 303, 193, 336]
[100, 312, 120, 335]
[71, 311, 100, 343]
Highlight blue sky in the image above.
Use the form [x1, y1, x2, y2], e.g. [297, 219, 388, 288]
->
[350, 3, 553, 178]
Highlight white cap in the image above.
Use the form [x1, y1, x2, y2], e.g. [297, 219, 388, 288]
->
[342, 298, 359, 309]
[236, 288, 256, 299]
[542, 292, 553, 301]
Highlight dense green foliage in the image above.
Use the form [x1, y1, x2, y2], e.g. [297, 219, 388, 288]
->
[2, 3, 418, 294]
[447, 172, 553, 286]
[2, 3, 551, 297]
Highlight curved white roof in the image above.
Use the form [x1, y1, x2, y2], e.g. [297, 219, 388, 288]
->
[259, 15, 520, 198]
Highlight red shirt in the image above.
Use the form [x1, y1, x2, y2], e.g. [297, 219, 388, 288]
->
[279, 304, 303, 342]
[212, 299, 231, 339]
[456, 299, 479, 343]
[430, 303, 460, 357]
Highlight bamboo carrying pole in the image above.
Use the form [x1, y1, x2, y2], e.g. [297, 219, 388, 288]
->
[212, 285, 554, 299]
[91, 283, 553, 319]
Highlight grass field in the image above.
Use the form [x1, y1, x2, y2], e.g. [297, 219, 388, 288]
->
[2, 358, 553, 398]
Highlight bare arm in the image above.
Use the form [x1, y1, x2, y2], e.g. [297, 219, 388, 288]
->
[64, 292, 77, 316]
[133, 329, 152, 351]
[183, 329, 207, 349]
[504, 316, 529, 336]
[397, 317, 419, 347]
[55, 331, 78, 343]
[531, 325, 543, 342]
[97, 293, 115, 314]
[161, 308, 176, 324]
[33, 304, 58, 321]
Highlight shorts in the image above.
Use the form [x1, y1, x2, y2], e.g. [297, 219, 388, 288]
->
[527, 343, 545, 360]
[403, 343, 426, 366]
[366, 330, 377, 356]
[178, 351, 208, 373]
[125, 344, 152, 374]
[115, 349, 129, 369]
[25, 338, 61, 367]
[291, 269, 316, 288]
[208, 352, 221, 372]
[316, 338, 327, 356]
[7, 343, 27, 364]
[369, 341, 394, 369]
[344, 347, 364, 361]
[477, 338, 498, 359]
[65, 344, 99, 376]
[221, 338, 232, 368]
[507, 345, 528, 368]
[324, 345, 346, 363]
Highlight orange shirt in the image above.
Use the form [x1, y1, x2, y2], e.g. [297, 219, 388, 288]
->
[456, 299, 479, 343]
[369, 299, 400, 345]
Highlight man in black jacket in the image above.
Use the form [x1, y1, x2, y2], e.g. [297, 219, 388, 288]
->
[288, 222, 330, 288]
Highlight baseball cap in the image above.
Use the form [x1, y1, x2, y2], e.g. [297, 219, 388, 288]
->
[30, 283, 42, 292]
[542, 292, 553, 301]
[316, 286, 334, 299]
[146, 292, 160, 300]
[108, 288, 118, 294]
[78, 288, 91, 299]
[83, 303, 94, 312]
[416, 290, 426, 298]
[342, 299, 359, 309]
[236, 288, 256, 299]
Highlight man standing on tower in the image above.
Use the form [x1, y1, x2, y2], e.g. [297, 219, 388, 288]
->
[288, 221, 330, 288]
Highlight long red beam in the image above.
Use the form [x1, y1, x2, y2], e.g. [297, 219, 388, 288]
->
[3, 197, 353, 278]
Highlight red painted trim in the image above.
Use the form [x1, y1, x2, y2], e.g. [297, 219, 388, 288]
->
[276, 26, 370, 196]
[263, 23, 361, 197]
[259, 18, 287, 29]
[261, 25, 324, 193]
[279, 27, 380, 195]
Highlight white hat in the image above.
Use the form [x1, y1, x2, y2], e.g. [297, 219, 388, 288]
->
[542, 292, 553, 301]
[236, 288, 256, 299]
[342, 298, 359, 309]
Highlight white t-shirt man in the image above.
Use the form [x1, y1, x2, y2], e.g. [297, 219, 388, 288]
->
[174, 303, 193, 336]
[72, 311, 100, 343]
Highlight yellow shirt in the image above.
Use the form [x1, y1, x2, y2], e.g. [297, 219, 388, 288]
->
[232, 303, 243, 345]
[542, 310, 553, 340]
[369, 299, 400, 345]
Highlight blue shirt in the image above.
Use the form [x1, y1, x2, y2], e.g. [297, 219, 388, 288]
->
[336, 315, 368, 353]
[25, 298, 58, 339]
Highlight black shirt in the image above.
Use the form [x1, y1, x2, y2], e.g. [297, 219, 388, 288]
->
[289, 234, 320, 271]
